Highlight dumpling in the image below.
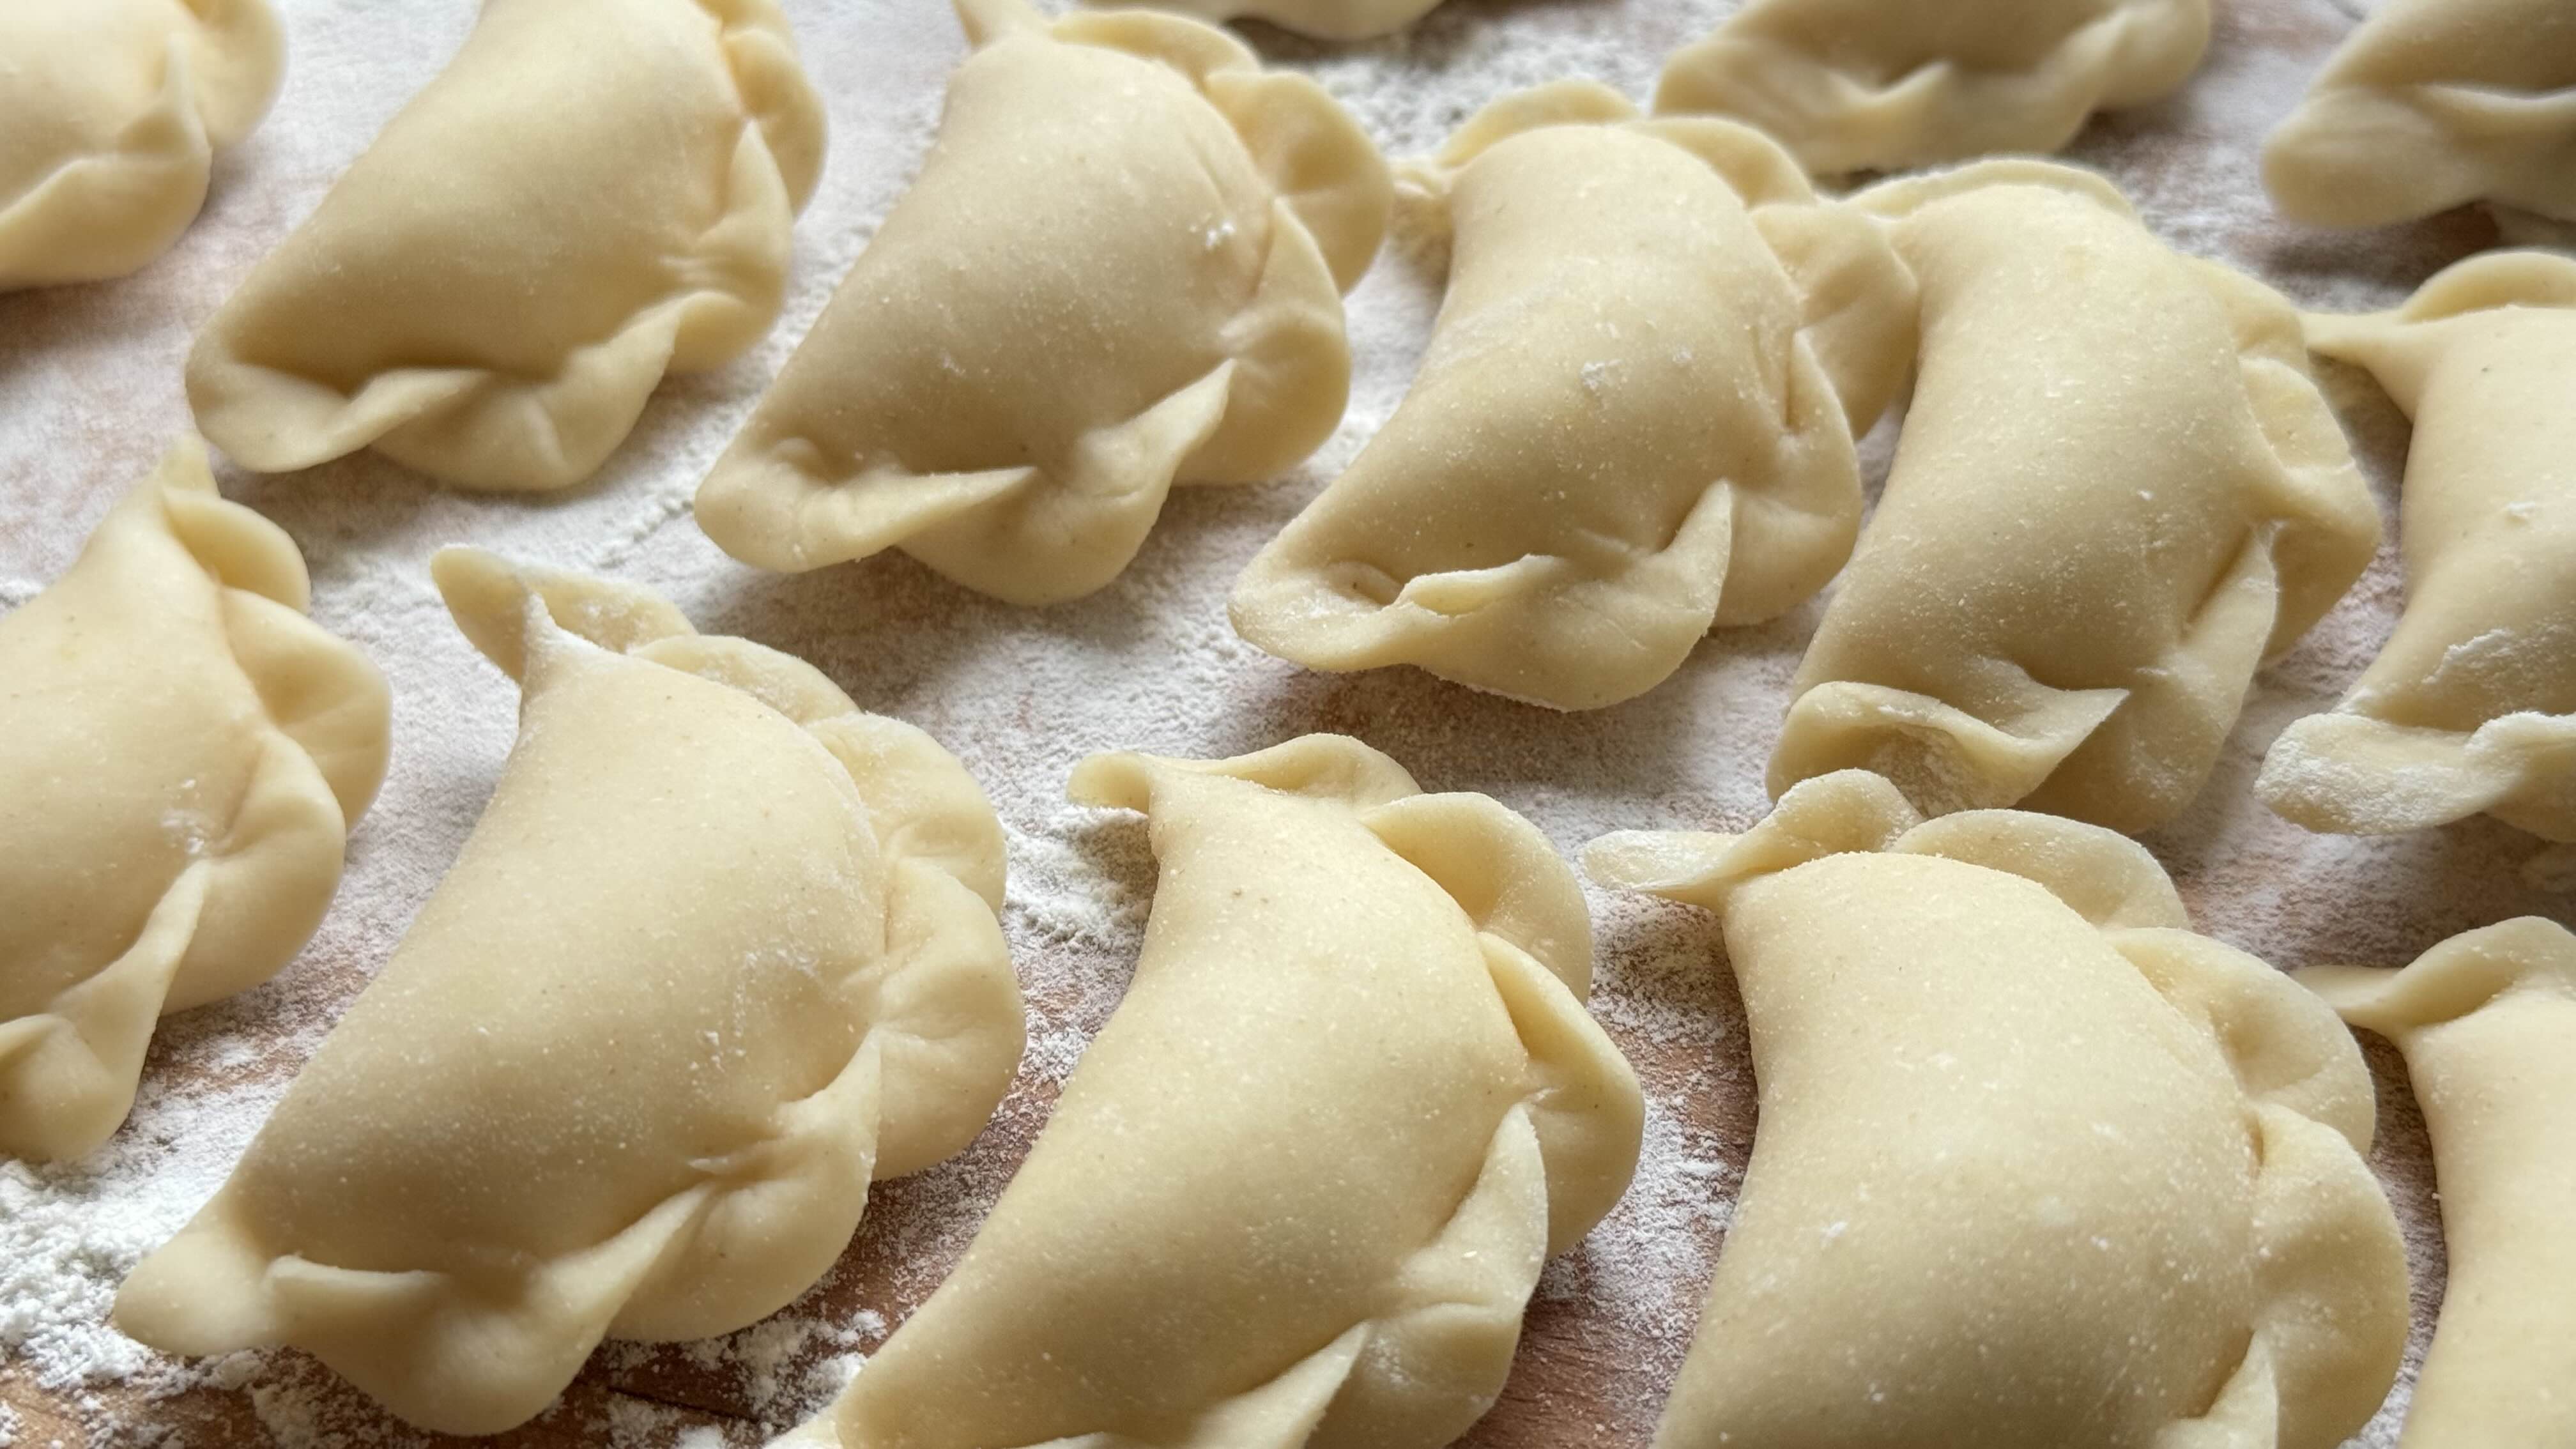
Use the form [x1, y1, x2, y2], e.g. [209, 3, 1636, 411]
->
[185, 0, 825, 493]
[0, 0, 282, 289]
[1585, 769, 2410, 1449]
[696, 0, 1391, 607]
[2264, 0, 2576, 230]
[1770, 161, 2382, 834]
[1085, 0, 1438, 42]
[0, 440, 387, 1163]
[2301, 917, 2576, 1448]
[1653, 0, 2211, 177]
[114, 550, 1023, 1436]
[782, 735, 1643, 1449]
[2258, 252, 2576, 845]
[1229, 83, 1915, 711]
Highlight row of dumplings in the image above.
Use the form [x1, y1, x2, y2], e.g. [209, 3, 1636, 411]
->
[12, 0, 2576, 859]
[2, 450, 2568, 1445]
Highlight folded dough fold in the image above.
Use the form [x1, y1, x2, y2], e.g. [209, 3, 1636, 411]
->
[114, 551, 1021, 1436]
[1229, 82, 1915, 710]
[1769, 160, 2380, 834]
[0, 0, 283, 289]
[2264, 0, 2576, 229]
[2299, 917, 2576, 1447]
[0, 440, 388, 1163]
[783, 733, 1643, 1449]
[185, 0, 826, 493]
[1652, 0, 2211, 176]
[1586, 769, 2409, 1449]
[1084, 0, 1441, 42]
[695, 0, 1392, 606]
[2258, 252, 2576, 843]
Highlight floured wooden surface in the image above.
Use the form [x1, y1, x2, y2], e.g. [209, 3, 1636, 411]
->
[0, 0, 2558, 1443]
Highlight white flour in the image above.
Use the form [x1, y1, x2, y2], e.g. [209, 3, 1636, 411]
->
[0, 0, 2559, 1443]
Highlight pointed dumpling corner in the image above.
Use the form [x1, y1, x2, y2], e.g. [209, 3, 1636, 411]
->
[1586, 769, 2410, 1449]
[695, 0, 1392, 606]
[1229, 81, 1916, 710]
[1652, 0, 2212, 176]
[185, 0, 826, 492]
[1768, 159, 2380, 834]
[785, 733, 1643, 1449]
[2263, 0, 2576, 230]
[112, 550, 1020, 1436]
[0, 0, 284, 289]
[2259, 250, 2576, 845]
[0, 439, 388, 1163]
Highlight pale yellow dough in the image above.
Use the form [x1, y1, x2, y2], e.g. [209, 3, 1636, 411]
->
[696, 0, 1391, 607]
[2259, 252, 2576, 843]
[0, 441, 387, 1163]
[783, 735, 1643, 1449]
[1653, 0, 2209, 176]
[2301, 917, 2576, 1448]
[1770, 161, 2381, 834]
[185, 0, 825, 493]
[2264, 0, 2576, 230]
[114, 552, 1023, 1437]
[1087, 0, 1436, 42]
[1230, 83, 1915, 711]
[0, 0, 282, 289]
[1586, 770, 2409, 1449]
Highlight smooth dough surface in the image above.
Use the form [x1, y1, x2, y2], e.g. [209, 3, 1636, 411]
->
[2259, 252, 2576, 842]
[0, 0, 282, 289]
[1230, 82, 1915, 711]
[2301, 917, 2576, 1448]
[0, 440, 386, 1163]
[696, 0, 1392, 606]
[1770, 161, 2381, 834]
[1085, 0, 1437, 42]
[185, 0, 825, 493]
[2264, 0, 2576, 229]
[784, 734, 1643, 1449]
[1586, 769, 2409, 1449]
[1652, 0, 2210, 176]
[114, 552, 1023, 1436]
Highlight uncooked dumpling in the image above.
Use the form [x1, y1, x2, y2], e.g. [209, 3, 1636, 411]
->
[1770, 161, 2381, 834]
[2301, 917, 2576, 1448]
[0, 0, 282, 289]
[1653, 0, 2210, 176]
[783, 735, 1643, 1449]
[115, 551, 1022, 1436]
[1586, 769, 2410, 1449]
[696, 0, 1391, 606]
[0, 440, 387, 1163]
[2260, 252, 2576, 843]
[2264, 0, 2576, 229]
[1230, 83, 1915, 710]
[186, 0, 825, 493]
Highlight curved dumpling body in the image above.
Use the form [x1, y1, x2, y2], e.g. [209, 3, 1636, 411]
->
[1586, 770, 2409, 1449]
[2259, 252, 2576, 843]
[0, 441, 387, 1162]
[2301, 917, 2576, 1448]
[0, 0, 282, 289]
[1230, 84, 1915, 711]
[696, 0, 1392, 607]
[1770, 162, 2381, 834]
[185, 0, 825, 493]
[784, 735, 1643, 1449]
[2264, 0, 2576, 229]
[114, 552, 1023, 1436]
[1653, 0, 2210, 176]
